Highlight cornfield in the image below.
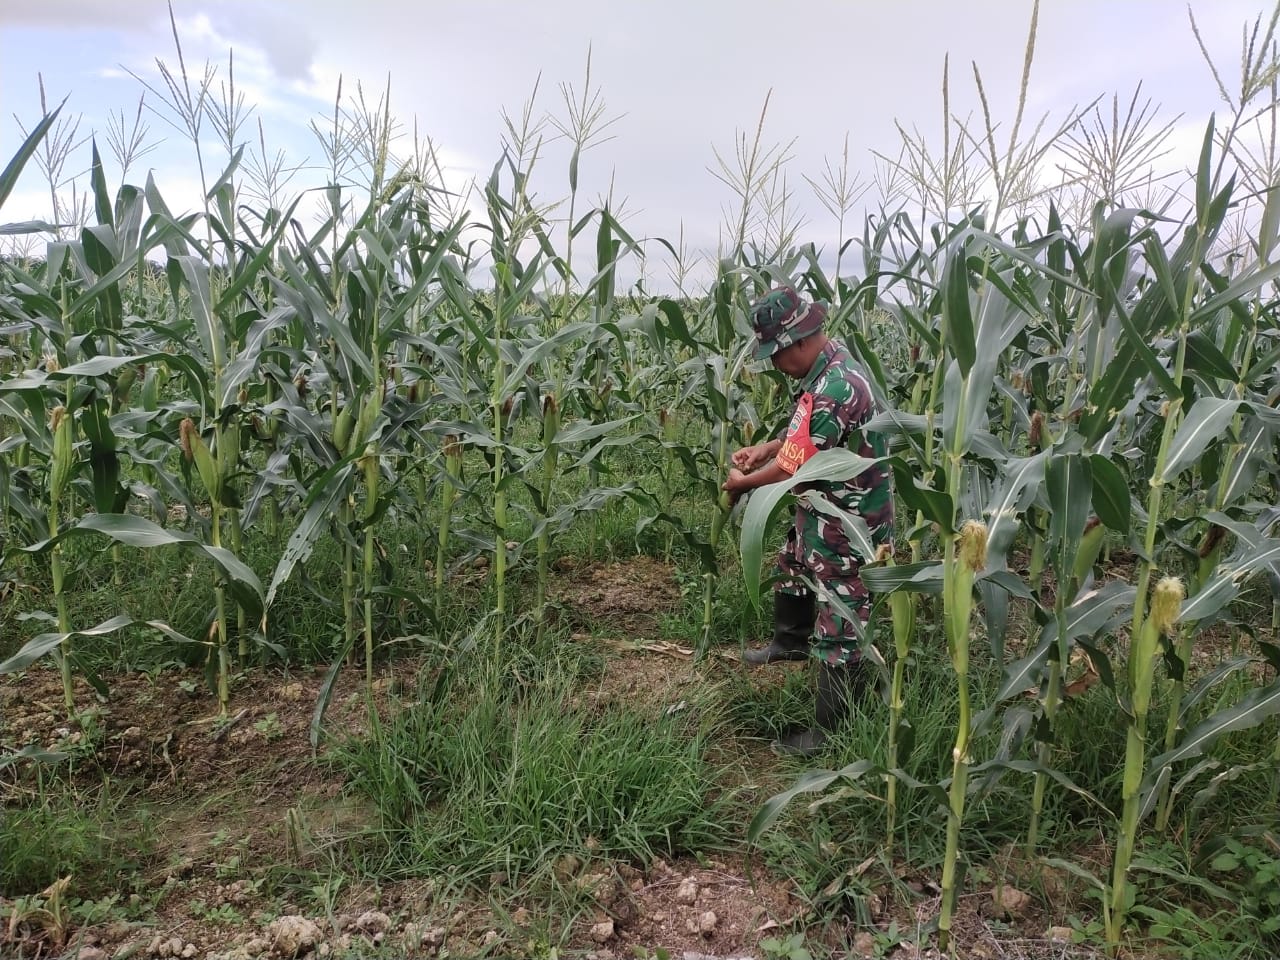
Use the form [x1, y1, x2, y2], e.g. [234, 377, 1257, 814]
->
[3, 4, 1280, 956]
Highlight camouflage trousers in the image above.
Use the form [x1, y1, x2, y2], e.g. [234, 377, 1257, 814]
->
[774, 513, 870, 666]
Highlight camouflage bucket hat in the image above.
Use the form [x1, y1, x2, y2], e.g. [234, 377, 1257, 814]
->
[750, 285, 827, 361]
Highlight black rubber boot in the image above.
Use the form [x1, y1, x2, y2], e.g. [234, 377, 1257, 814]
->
[772, 659, 869, 757]
[743, 592, 815, 666]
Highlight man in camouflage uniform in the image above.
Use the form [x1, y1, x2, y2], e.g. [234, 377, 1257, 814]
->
[722, 285, 893, 755]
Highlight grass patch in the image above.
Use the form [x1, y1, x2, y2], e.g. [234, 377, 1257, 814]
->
[334, 636, 737, 885]
[0, 779, 156, 897]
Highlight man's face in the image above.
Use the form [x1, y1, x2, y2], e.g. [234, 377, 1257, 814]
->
[770, 338, 810, 378]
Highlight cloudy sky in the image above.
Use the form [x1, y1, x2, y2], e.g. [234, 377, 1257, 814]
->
[1, 0, 1274, 289]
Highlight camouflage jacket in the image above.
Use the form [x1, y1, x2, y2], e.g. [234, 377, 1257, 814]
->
[773, 339, 893, 560]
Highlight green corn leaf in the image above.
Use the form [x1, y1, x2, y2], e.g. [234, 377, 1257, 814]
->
[862, 560, 944, 595]
[144, 172, 192, 258]
[801, 494, 878, 562]
[68, 232, 163, 318]
[80, 396, 123, 514]
[0, 220, 58, 235]
[499, 323, 593, 399]
[1201, 511, 1271, 550]
[1188, 258, 1280, 324]
[1176, 655, 1258, 726]
[996, 580, 1135, 701]
[214, 195, 303, 313]
[1089, 454, 1131, 533]
[277, 251, 374, 382]
[1140, 677, 1280, 798]
[940, 362, 968, 459]
[1080, 270, 1181, 442]
[0, 745, 70, 769]
[1090, 207, 1141, 321]
[1189, 761, 1271, 827]
[655, 299, 700, 351]
[966, 757, 1103, 809]
[266, 460, 356, 608]
[64, 652, 107, 697]
[1, 351, 210, 406]
[137, 620, 208, 649]
[218, 307, 295, 409]
[890, 459, 955, 534]
[69, 514, 264, 618]
[380, 218, 470, 335]
[310, 626, 357, 750]
[1184, 329, 1239, 383]
[205, 144, 244, 202]
[1061, 580, 1136, 639]
[176, 256, 223, 373]
[747, 760, 877, 844]
[980, 575, 1010, 661]
[983, 569, 1035, 600]
[1257, 175, 1280, 262]
[89, 139, 113, 228]
[0, 614, 132, 674]
[738, 448, 882, 607]
[886, 302, 941, 354]
[81, 224, 123, 329]
[1212, 418, 1272, 507]
[1046, 453, 1092, 590]
[984, 452, 1047, 565]
[847, 326, 892, 401]
[1195, 116, 1214, 227]
[996, 633, 1053, 701]
[1181, 537, 1280, 624]
[1111, 280, 1181, 401]
[942, 246, 976, 376]
[1159, 397, 1244, 483]
[1202, 263, 1254, 343]
[115, 184, 144, 255]
[530, 484, 648, 542]
[1040, 857, 1107, 896]
[0, 100, 62, 212]
[553, 415, 638, 446]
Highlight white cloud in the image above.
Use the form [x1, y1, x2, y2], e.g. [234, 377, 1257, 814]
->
[0, 0, 158, 30]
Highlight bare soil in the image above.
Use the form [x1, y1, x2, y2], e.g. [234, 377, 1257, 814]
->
[553, 555, 684, 636]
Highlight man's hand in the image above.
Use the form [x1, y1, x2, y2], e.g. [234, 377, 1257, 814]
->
[722, 467, 750, 505]
[731, 440, 780, 471]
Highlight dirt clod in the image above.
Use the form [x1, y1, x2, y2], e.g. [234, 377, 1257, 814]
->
[266, 916, 322, 957]
[698, 910, 718, 936]
[354, 911, 390, 937]
[590, 919, 615, 943]
[675, 877, 699, 904]
[990, 884, 1031, 918]
[554, 853, 583, 881]
[403, 924, 446, 952]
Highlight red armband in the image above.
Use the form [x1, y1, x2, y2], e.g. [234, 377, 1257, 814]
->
[775, 393, 819, 475]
